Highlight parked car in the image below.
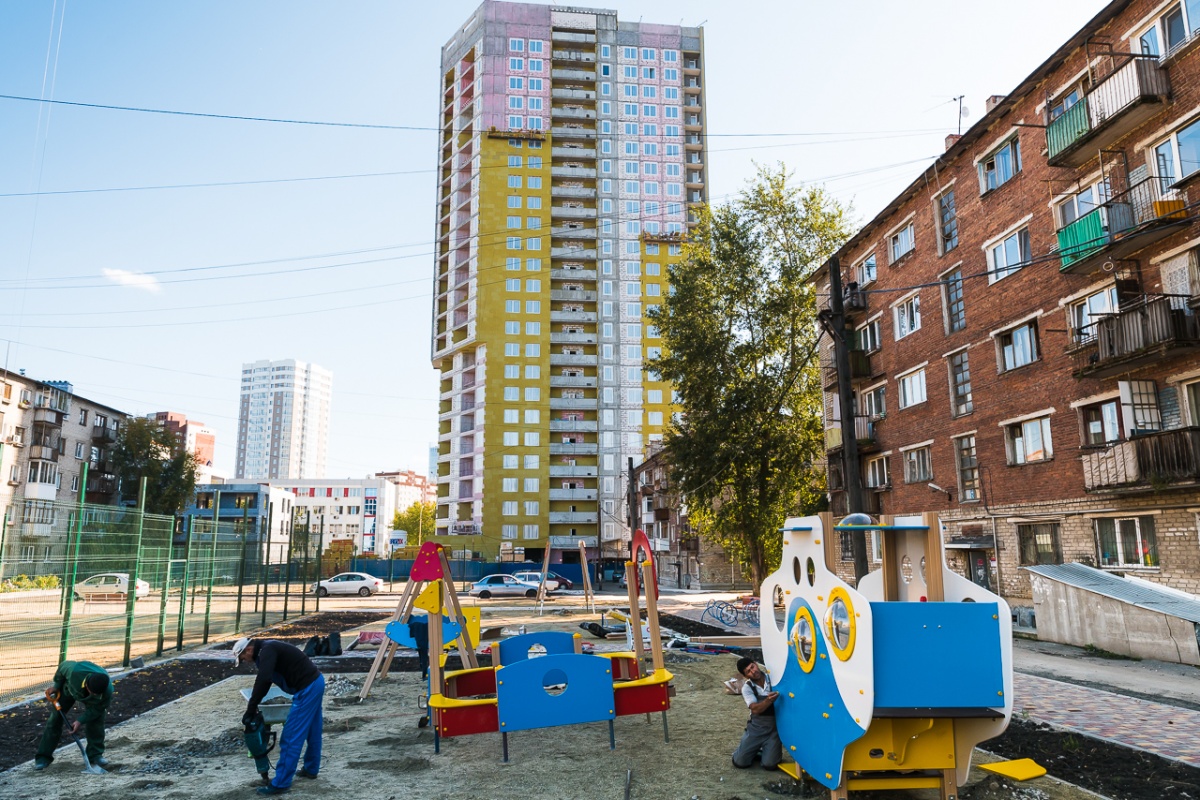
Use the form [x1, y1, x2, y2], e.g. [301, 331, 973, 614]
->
[544, 571, 574, 591]
[73, 572, 150, 601]
[311, 572, 383, 597]
[512, 571, 560, 591]
[469, 574, 540, 599]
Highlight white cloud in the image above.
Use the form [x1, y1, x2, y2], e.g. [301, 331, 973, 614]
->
[102, 268, 161, 293]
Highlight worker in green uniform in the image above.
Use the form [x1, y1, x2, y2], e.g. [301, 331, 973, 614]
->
[35, 660, 112, 770]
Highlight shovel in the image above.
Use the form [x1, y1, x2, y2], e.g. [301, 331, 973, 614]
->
[45, 689, 106, 774]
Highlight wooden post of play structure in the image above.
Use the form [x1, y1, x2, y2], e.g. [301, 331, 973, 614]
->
[639, 559, 664, 674]
[428, 588, 444, 704]
[438, 549, 479, 669]
[877, 514, 899, 602]
[818, 511, 837, 573]
[536, 544, 553, 612]
[922, 511, 946, 602]
[624, 560, 646, 668]
[578, 540, 595, 613]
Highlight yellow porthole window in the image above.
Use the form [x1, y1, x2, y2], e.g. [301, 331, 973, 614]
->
[824, 586, 856, 661]
[789, 605, 817, 673]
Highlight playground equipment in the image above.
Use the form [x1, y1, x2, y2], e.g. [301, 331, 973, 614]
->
[760, 512, 1012, 800]
[360, 541, 675, 761]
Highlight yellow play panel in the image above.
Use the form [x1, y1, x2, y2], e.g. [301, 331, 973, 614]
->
[979, 758, 1046, 781]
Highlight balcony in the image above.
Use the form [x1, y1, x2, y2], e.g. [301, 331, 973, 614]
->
[550, 332, 596, 344]
[32, 407, 62, 425]
[1081, 427, 1200, 492]
[551, 106, 597, 121]
[551, 126, 596, 141]
[823, 415, 879, 451]
[820, 348, 874, 389]
[551, 30, 595, 44]
[1056, 176, 1188, 273]
[550, 310, 597, 322]
[549, 420, 598, 432]
[550, 268, 596, 280]
[1046, 57, 1170, 167]
[549, 442, 599, 455]
[549, 465, 598, 477]
[552, 68, 595, 82]
[92, 425, 118, 443]
[551, 88, 595, 102]
[552, 227, 597, 241]
[550, 375, 597, 388]
[1070, 294, 1200, 379]
[550, 289, 596, 302]
[549, 511, 599, 524]
[549, 353, 597, 366]
[552, 49, 596, 63]
[551, 186, 596, 199]
[828, 489, 883, 517]
[30, 445, 59, 462]
[551, 145, 596, 158]
[549, 488, 598, 500]
[551, 247, 596, 259]
[550, 205, 597, 219]
[551, 165, 596, 178]
[549, 397, 597, 411]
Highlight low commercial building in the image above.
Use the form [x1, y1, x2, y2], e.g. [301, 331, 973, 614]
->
[273, 478, 396, 557]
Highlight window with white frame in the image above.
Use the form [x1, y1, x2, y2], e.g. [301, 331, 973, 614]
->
[1136, 3, 1198, 58]
[865, 455, 890, 488]
[898, 368, 927, 408]
[1096, 516, 1158, 567]
[860, 384, 885, 419]
[1048, 83, 1084, 120]
[1056, 178, 1111, 227]
[855, 253, 877, 285]
[1081, 398, 1121, 446]
[1068, 285, 1117, 345]
[888, 222, 915, 263]
[902, 445, 932, 483]
[1005, 415, 1053, 464]
[856, 319, 881, 353]
[894, 293, 921, 339]
[987, 226, 1030, 283]
[998, 320, 1038, 371]
[978, 136, 1021, 193]
[1153, 116, 1200, 192]
[1119, 379, 1163, 434]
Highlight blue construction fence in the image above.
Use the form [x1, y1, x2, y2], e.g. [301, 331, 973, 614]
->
[345, 558, 599, 587]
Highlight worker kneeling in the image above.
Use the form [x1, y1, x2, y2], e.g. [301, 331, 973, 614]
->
[234, 638, 325, 795]
[35, 660, 112, 771]
[731, 657, 782, 770]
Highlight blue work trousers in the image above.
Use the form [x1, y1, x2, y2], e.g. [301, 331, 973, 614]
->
[271, 673, 324, 789]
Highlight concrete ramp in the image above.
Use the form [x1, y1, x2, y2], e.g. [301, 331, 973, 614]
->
[1024, 563, 1200, 665]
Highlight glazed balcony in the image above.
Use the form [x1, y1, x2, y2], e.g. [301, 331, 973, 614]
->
[1056, 175, 1187, 273]
[1070, 294, 1200, 379]
[1046, 57, 1170, 167]
[1081, 427, 1200, 492]
[823, 415, 879, 452]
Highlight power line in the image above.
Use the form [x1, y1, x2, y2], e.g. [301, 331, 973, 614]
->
[0, 168, 432, 198]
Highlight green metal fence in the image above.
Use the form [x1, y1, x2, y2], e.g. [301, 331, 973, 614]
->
[0, 495, 328, 707]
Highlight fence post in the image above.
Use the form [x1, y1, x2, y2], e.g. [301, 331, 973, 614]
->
[0, 503, 8, 583]
[122, 477, 148, 667]
[260, 501, 272, 628]
[58, 461, 89, 664]
[315, 515, 324, 614]
[202, 490, 222, 643]
[175, 515, 193, 651]
[155, 517, 174, 657]
[282, 512, 294, 621]
[234, 506, 249, 633]
[300, 510, 311, 616]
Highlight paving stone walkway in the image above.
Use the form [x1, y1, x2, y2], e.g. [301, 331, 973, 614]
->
[1015, 672, 1200, 767]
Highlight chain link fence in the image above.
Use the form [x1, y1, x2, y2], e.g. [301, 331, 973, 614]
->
[0, 498, 329, 707]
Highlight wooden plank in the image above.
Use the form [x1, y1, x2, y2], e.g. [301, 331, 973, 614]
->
[688, 635, 761, 647]
[578, 540, 594, 612]
[640, 560, 665, 674]
[439, 550, 480, 669]
[923, 511, 945, 602]
[536, 544, 553, 608]
[818, 511, 836, 571]
[625, 561, 646, 667]
[428, 585, 445, 698]
[359, 577, 419, 700]
[879, 514, 899, 602]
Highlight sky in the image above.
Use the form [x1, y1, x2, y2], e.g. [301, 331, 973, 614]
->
[0, 0, 1109, 479]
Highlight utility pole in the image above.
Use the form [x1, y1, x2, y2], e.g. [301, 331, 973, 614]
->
[626, 457, 637, 558]
[823, 256, 870, 583]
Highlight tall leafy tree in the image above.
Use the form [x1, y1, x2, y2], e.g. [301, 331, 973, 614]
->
[652, 165, 851, 584]
[393, 500, 436, 548]
[108, 417, 198, 515]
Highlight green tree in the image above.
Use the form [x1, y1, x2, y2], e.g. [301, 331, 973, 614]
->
[108, 417, 198, 515]
[393, 500, 436, 548]
[652, 165, 851, 585]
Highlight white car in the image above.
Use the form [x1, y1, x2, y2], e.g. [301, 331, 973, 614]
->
[74, 572, 150, 601]
[511, 571, 560, 592]
[312, 572, 383, 597]
[469, 574, 541, 599]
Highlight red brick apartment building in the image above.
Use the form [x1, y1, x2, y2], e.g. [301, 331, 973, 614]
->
[816, 0, 1200, 604]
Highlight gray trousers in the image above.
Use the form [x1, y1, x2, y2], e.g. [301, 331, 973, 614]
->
[732, 712, 782, 768]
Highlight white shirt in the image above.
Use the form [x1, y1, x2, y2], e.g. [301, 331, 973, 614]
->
[741, 674, 773, 708]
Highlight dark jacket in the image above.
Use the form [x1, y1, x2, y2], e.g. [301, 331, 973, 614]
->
[244, 640, 321, 717]
[53, 661, 112, 724]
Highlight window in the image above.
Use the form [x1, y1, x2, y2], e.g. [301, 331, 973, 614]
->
[529, 40, 543, 54]
[506, 257, 521, 271]
[509, 38, 524, 51]
[502, 525, 517, 540]
[1120, 379, 1163, 434]
[889, 222, 914, 263]
[998, 321, 1038, 371]
[855, 254, 876, 286]
[1082, 399, 1121, 445]
[955, 435, 980, 501]
[1137, 2, 1198, 57]
[949, 350, 973, 416]
[937, 190, 959, 254]
[898, 369, 927, 408]
[902, 446, 932, 484]
[1006, 416, 1053, 464]
[1049, 84, 1083, 120]
[1018, 523, 1062, 566]
[528, 176, 542, 189]
[861, 384, 885, 419]
[503, 478, 518, 492]
[894, 294, 921, 339]
[1057, 179, 1111, 227]
[1069, 286, 1117, 345]
[503, 501, 518, 516]
[509, 57, 524, 70]
[856, 320, 881, 353]
[1153, 116, 1200, 191]
[1097, 516, 1158, 567]
[978, 136, 1020, 192]
[987, 227, 1030, 283]
[943, 268, 965, 332]
[865, 456, 890, 488]
[507, 237, 522, 250]
[523, 524, 540, 540]
[507, 215, 521, 229]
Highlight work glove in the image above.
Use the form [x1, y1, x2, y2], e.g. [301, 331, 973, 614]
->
[242, 712, 256, 727]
